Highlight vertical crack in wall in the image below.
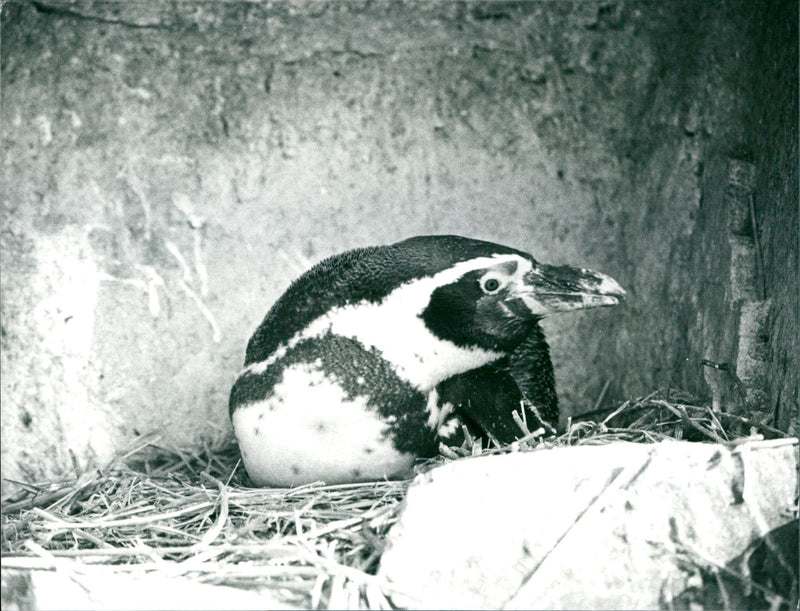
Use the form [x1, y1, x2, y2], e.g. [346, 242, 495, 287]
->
[725, 159, 771, 415]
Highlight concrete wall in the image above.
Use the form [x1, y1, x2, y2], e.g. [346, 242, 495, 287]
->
[2, 1, 797, 492]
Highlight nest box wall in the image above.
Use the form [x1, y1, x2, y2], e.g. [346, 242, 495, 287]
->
[1, 1, 797, 492]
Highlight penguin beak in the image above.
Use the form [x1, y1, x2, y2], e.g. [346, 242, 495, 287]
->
[511, 263, 627, 317]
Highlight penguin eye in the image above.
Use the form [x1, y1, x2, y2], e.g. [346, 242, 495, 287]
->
[481, 277, 502, 294]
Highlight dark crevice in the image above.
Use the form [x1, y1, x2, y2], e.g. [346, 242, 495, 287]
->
[30, 1, 175, 30]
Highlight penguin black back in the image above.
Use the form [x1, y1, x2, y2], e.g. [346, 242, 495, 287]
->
[244, 235, 532, 365]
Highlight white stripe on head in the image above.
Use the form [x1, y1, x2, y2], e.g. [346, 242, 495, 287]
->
[242, 254, 527, 391]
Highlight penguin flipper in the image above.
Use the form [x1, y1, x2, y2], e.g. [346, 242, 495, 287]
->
[436, 329, 560, 445]
[504, 330, 560, 431]
[437, 360, 526, 445]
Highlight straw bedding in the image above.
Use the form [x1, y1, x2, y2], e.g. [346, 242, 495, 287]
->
[0, 389, 793, 609]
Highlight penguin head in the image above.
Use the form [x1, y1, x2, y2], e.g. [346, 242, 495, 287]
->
[420, 243, 626, 354]
[420, 255, 542, 353]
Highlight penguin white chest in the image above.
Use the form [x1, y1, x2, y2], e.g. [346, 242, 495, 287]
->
[231, 362, 416, 487]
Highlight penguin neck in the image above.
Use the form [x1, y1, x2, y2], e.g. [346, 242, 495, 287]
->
[401, 337, 507, 392]
[337, 316, 506, 392]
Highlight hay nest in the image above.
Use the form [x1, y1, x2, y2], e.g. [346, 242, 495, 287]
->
[0, 389, 791, 609]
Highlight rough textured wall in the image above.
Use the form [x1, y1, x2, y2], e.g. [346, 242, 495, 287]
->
[1, 1, 797, 491]
[586, 0, 798, 432]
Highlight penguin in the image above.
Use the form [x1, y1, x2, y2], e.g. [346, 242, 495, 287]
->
[229, 235, 625, 487]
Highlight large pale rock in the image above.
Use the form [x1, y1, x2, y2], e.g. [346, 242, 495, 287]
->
[378, 439, 799, 609]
